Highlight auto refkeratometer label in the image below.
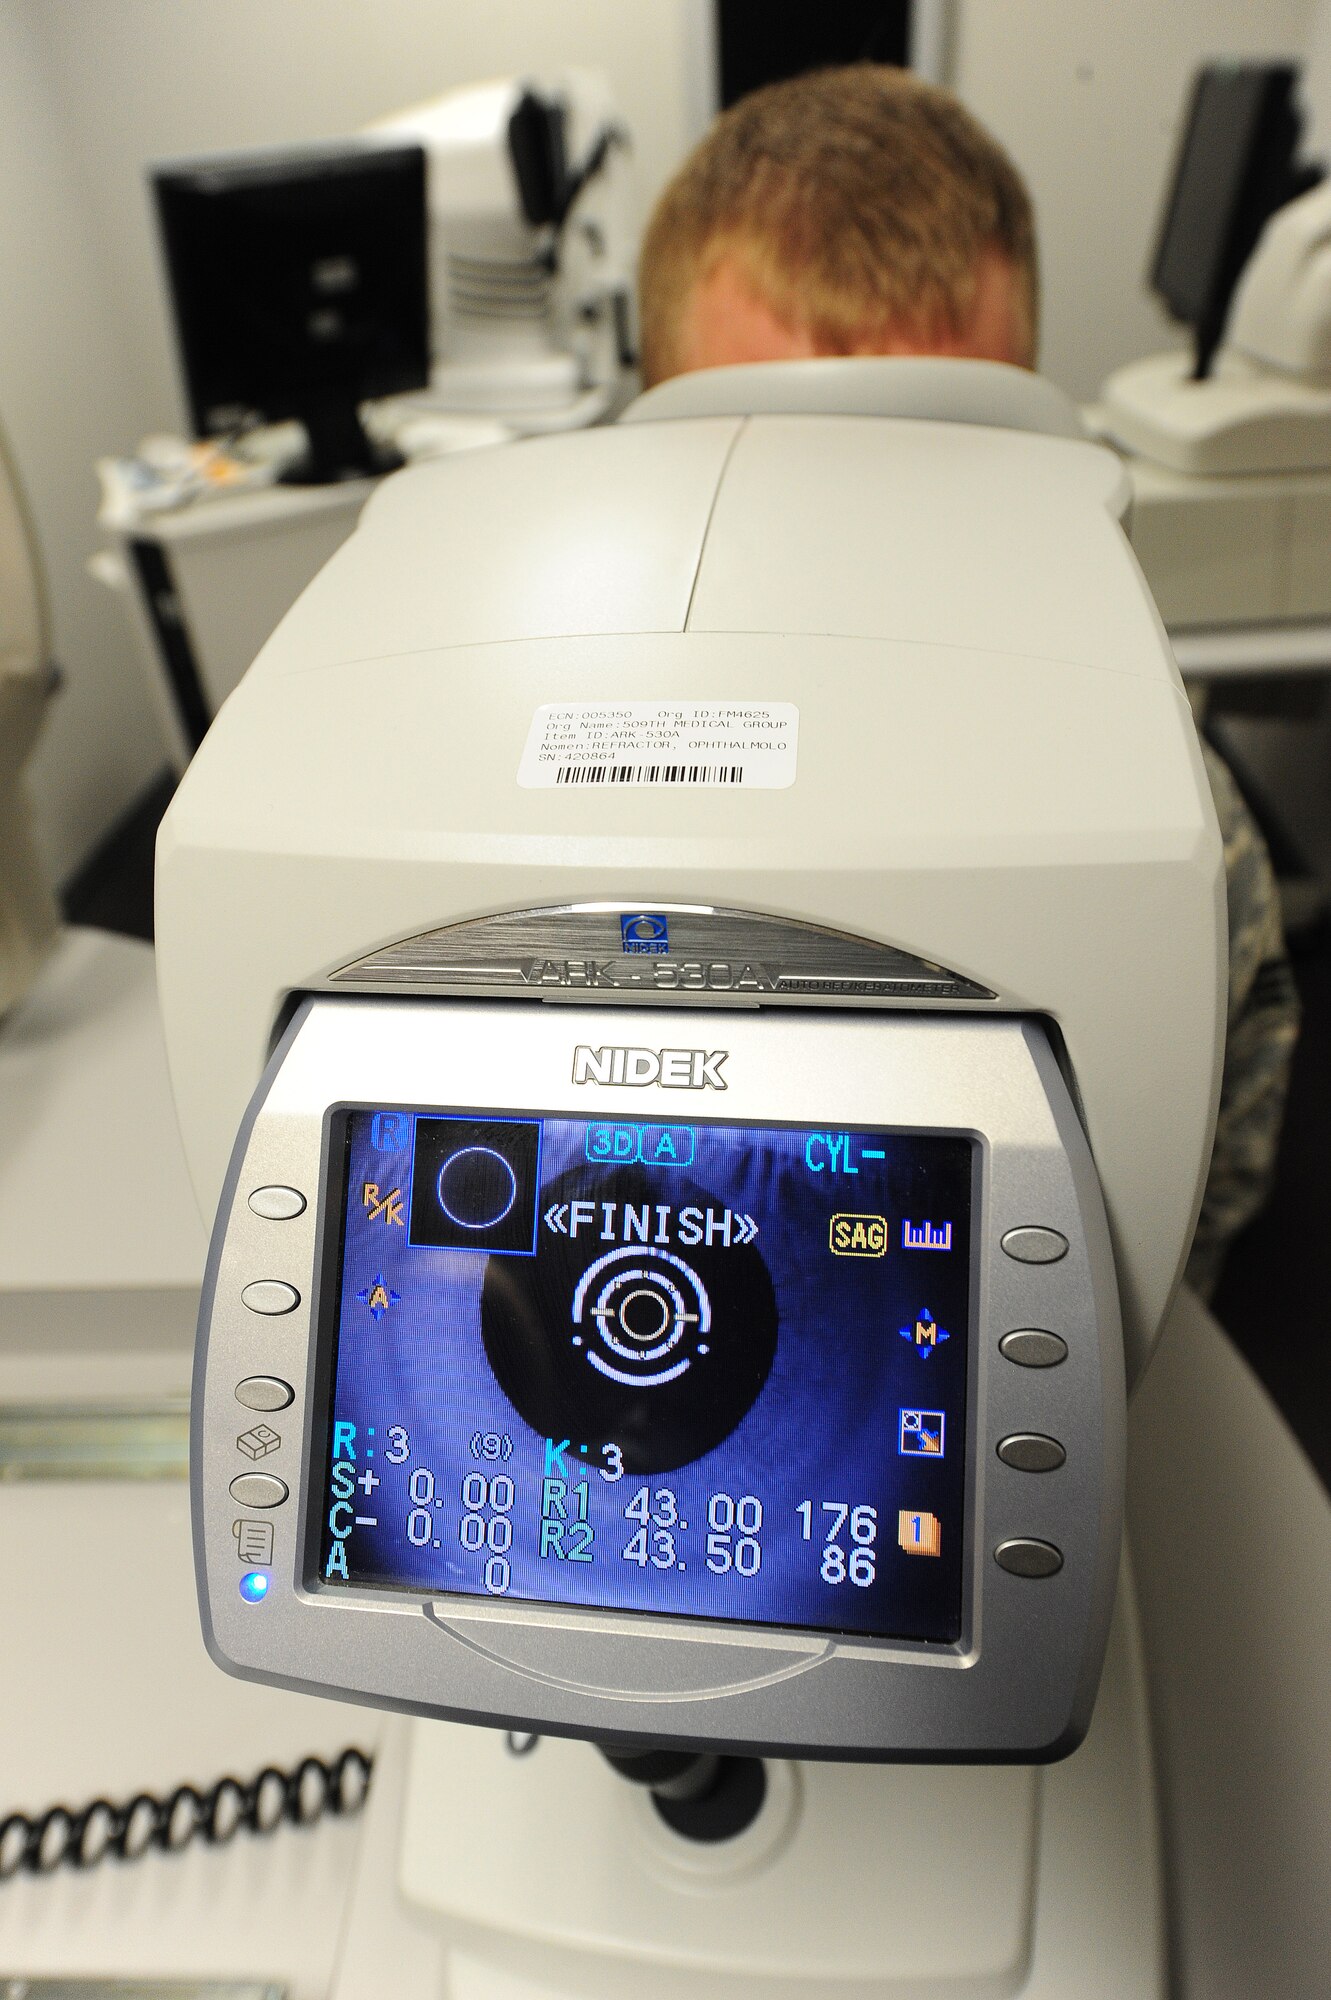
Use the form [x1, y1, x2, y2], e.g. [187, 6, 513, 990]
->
[518, 701, 799, 790]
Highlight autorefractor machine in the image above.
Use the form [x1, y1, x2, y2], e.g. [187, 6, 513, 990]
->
[156, 359, 1330, 1996]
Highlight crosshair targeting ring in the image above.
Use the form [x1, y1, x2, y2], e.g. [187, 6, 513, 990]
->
[479, 1165, 776, 1473]
[571, 1247, 712, 1388]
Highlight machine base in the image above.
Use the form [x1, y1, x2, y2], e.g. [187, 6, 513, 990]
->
[330, 1563, 1163, 1999]
[1101, 349, 1331, 476]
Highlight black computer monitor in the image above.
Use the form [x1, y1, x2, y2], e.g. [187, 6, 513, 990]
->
[1152, 63, 1316, 380]
[152, 143, 430, 485]
[716, 0, 910, 108]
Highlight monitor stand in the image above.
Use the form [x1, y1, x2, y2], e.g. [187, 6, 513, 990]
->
[1097, 348, 1331, 475]
[282, 395, 405, 487]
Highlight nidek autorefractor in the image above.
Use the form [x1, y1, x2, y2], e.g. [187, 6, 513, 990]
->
[158, 358, 1223, 1993]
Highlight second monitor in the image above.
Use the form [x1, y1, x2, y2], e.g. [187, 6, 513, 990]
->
[152, 141, 430, 485]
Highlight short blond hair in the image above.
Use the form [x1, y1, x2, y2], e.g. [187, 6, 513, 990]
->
[639, 65, 1037, 385]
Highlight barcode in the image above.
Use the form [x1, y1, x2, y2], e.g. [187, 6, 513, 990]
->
[554, 762, 746, 787]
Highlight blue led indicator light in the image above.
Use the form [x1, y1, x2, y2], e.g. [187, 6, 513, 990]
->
[239, 1570, 271, 1603]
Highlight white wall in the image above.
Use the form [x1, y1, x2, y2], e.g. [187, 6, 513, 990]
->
[0, 0, 166, 885]
[1300, 0, 1331, 156]
[954, 0, 1314, 400]
[34, 0, 1320, 424]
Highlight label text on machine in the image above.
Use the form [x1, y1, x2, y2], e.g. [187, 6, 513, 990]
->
[572, 1045, 729, 1090]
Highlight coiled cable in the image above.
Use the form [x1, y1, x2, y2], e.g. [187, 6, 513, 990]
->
[0, 1746, 373, 1880]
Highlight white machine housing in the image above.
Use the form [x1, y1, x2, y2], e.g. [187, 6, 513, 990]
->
[159, 359, 1233, 1994]
[365, 72, 632, 429]
[158, 359, 1223, 1388]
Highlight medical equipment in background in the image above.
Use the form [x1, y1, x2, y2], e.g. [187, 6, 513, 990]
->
[0, 416, 59, 1017]
[1100, 63, 1331, 627]
[96, 76, 634, 769]
[1150, 63, 1314, 384]
[150, 355, 1255, 1996]
[364, 72, 633, 430]
[152, 142, 432, 485]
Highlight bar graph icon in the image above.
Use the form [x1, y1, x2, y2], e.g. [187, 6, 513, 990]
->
[902, 1219, 952, 1251]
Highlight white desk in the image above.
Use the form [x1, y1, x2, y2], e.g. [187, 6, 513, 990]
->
[1121, 463, 1331, 900]
[94, 421, 515, 771]
[0, 1480, 383, 1997]
[0, 928, 206, 1407]
[97, 481, 376, 769]
[1170, 618, 1331, 678]
[0, 933, 381, 1990]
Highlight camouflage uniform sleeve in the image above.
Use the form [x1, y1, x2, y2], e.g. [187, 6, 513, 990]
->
[1186, 740, 1301, 1297]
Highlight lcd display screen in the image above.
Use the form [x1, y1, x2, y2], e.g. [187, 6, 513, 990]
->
[316, 1107, 975, 1643]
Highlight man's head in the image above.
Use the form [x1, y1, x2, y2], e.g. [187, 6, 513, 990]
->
[638, 66, 1037, 387]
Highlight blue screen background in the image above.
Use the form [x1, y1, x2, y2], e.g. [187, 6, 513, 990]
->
[319, 1107, 973, 1643]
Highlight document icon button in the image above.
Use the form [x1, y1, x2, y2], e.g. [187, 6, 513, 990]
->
[233, 1519, 274, 1565]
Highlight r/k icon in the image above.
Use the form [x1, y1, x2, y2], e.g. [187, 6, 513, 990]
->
[363, 1181, 405, 1226]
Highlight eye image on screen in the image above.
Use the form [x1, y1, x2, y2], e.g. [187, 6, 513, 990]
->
[318, 1108, 973, 1644]
[408, 1117, 541, 1254]
[481, 1162, 778, 1473]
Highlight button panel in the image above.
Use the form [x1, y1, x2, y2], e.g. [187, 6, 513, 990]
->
[236, 1375, 294, 1412]
[197, 999, 1122, 1762]
[999, 1328, 1068, 1368]
[997, 1433, 1066, 1473]
[994, 1538, 1063, 1579]
[241, 1280, 300, 1316]
[1000, 1226, 1069, 1264]
[248, 1185, 307, 1221]
[229, 1472, 288, 1509]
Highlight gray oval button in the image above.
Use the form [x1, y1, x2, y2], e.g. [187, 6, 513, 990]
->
[995, 1537, 1063, 1579]
[248, 1185, 307, 1221]
[998, 1433, 1066, 1473]
[241, 1281, 300, 1315]
[1000, 1329, 1068, 1369]
[1001, 1226, 1069, 1264]
[236, 1375, 295, 1413]
[229, 1472, 288, 1509]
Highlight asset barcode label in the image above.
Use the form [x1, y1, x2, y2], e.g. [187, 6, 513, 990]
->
[556, 762, 744, 787]
[519, 701, 798, 791]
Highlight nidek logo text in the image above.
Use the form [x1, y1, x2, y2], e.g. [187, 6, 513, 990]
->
[620, 912, 670, 955]
[572, 1045, 729, 1090]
